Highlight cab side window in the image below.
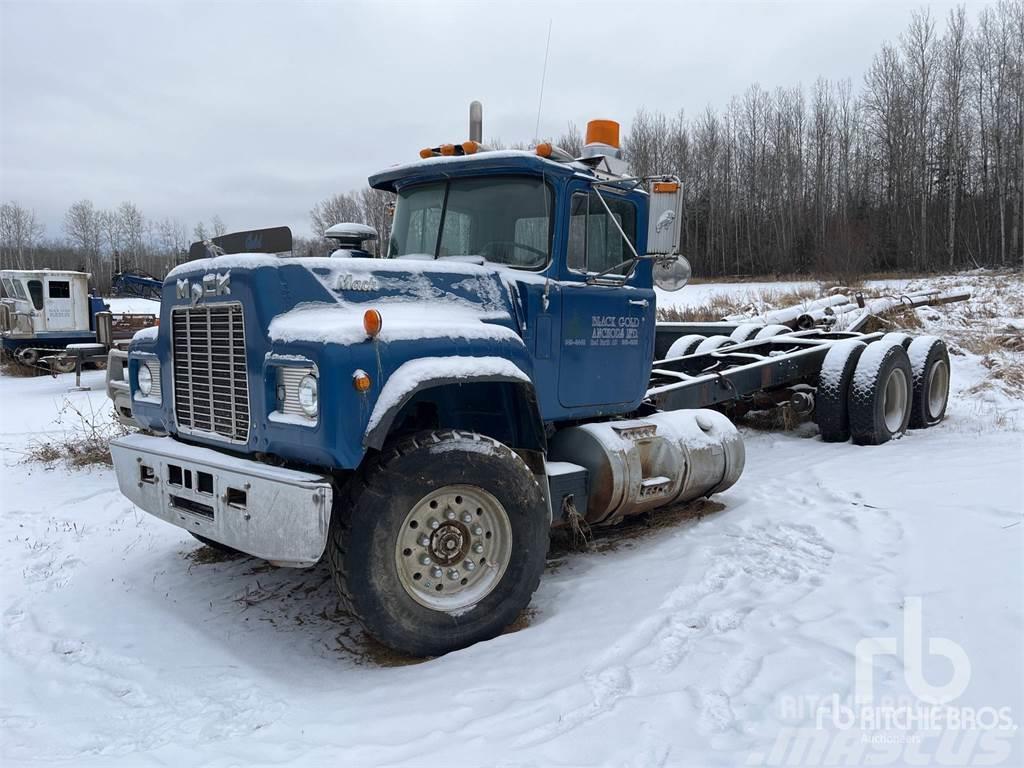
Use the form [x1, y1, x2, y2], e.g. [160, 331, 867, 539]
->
[48, 281, 70, 298]
[567, 191, 637, 276]
[27, 280, 44, 310]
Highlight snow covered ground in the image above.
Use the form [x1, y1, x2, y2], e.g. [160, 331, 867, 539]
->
[1, 275, 1021, 767]
[105, 297, 160, 315]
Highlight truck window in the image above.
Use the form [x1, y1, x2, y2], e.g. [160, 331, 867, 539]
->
[7, 279, 27, 301]
[0, 278, 12, 297]
[390, 177, 552, 270]
[27, 280, 44, 310]
[48, 280, 71, 298]
[567, 191, 637, 276]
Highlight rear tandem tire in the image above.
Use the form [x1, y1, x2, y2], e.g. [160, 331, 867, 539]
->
[907, 336, 950, 429]
[327, 430, 549, 657]
[848, 341, 913, 446]
[815, 339, 867, 443]
[665, 334, 706, 358]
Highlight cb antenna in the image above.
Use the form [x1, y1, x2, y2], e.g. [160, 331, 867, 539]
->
[534, 18, 553, 142]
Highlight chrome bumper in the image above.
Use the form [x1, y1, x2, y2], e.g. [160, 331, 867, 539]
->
[110, 433, 333, 567]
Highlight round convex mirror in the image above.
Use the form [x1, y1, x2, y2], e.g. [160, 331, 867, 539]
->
[652, 256, 691, 291]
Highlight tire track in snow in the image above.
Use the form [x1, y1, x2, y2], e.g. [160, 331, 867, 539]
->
[514, 518, 835, 748]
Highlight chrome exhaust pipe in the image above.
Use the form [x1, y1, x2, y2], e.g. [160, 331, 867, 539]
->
[469, 101, 483, 144]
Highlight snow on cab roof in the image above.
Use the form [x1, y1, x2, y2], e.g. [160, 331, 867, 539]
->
[167, 253, 552, 283]
[368, 150, 581, 192]
[0, 269, 90, 278]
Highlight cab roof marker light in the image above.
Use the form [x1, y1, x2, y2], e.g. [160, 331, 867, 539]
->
[535, 142, 575, 162]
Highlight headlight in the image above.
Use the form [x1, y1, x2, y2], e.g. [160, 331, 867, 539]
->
[138, 363, 153, 396]
[297, 374, 318, 416]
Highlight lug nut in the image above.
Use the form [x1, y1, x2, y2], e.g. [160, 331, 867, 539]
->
[462, 512, 473, 523]
[431, 566, 442, 579]
[429, 518, 440, 530]
[419, 555, 432, 566]
[472, 525, 483, 535]
[464, 560, 476, 571]
[472, 543, 484, 554]
[446, 509, 456, 520]
[447, 568, 460, 580]
[418, 535, 430, 547]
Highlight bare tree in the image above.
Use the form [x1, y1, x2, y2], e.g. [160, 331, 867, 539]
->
[63, 199, 102, 276]
[359, 188, 394, 255]
[0, 201, 45, 268]
[210, 214, 227, 237]
[310, 192, 364, 238]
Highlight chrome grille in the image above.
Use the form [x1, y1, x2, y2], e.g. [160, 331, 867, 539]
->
[172, 303, 249, 442]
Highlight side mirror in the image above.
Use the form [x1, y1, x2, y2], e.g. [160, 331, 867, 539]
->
[646, 179, 683, 257]
[653, 256, 691, 292]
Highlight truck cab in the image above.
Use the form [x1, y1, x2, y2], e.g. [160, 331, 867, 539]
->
[0, 269, 105, 366]
[108, 114, 739, 657]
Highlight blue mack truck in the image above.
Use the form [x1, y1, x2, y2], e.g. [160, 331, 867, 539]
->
[106, 107, 950, 656]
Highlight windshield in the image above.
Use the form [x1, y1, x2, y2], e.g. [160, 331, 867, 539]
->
[388, 176, 553, 269]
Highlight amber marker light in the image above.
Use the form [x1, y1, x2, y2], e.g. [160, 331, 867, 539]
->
[352, 370, 372, 392]
[419, 148, 434, 159]
[439, 143, 456, 156]
[653, 181, 680, 193]
[535, 142, 553, 158]
[363, 308, 383, 338]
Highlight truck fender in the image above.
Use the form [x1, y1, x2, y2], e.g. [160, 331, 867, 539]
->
[363, 356, 544, 454]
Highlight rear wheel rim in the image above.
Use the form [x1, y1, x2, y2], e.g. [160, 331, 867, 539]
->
[883, 367, 909, 433]
[926, 359, 949, 420]
[395, 484, 513, 612]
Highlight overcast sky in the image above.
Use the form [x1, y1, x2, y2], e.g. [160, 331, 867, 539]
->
[1, 0, 970, 240]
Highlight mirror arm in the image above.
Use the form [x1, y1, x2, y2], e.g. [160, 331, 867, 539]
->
[584, 174, 684, 286]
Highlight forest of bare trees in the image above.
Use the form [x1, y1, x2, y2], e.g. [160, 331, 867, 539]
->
[618, 2, 1022, 276]
[1, 2, 1020, 290]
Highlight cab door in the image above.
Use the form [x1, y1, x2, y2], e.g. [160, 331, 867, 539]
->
[558, 187, 655, 409]
[43, 277, 76, 331]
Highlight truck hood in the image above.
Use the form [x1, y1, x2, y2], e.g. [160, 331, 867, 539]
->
[163, 254, 526, 345]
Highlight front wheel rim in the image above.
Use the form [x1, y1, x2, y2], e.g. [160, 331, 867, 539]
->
[883, 367, 909, 433]
[395, 484, 513, 612]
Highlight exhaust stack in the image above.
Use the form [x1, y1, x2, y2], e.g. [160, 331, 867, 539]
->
[469, 101, 483, 144]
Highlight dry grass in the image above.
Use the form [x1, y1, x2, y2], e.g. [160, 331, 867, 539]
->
[0, 358, 44, 377]
[24, 397, 130, 468]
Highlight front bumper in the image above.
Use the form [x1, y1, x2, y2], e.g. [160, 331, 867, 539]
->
[110, 433, 333, 567]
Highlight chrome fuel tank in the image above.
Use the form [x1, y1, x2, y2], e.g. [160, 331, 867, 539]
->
[548, 410, 745, 526]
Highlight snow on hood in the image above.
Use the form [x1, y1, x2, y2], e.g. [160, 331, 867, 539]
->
[269, 302, 521, 346]
[167, 254, 542, 346]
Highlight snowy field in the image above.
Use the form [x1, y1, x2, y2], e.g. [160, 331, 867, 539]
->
[105, 297, 160, 315]
[1, 274, 1021, 767]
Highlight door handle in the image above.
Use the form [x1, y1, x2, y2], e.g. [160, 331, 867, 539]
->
[628, 299, 649, 308]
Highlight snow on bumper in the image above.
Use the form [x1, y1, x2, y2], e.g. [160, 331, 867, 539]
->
[110, 433, 333, 567]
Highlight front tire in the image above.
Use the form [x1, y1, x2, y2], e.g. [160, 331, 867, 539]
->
[328, 430, 549, 657]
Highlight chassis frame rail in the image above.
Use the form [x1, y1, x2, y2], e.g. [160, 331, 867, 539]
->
[646, 329, 883, 411]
